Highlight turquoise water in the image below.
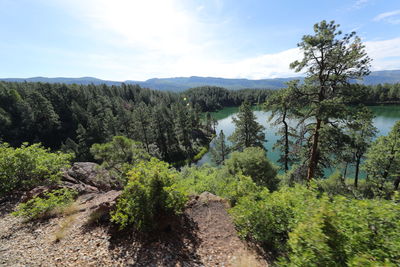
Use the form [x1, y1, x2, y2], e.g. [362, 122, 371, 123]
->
[198, 105, 400, 177]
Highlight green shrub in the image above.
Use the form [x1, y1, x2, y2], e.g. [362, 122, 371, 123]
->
[278, 164, 308, 187]
[316, 170, 350, 197]
[230, 185, 319, 254]
[111, 158, 187, 231]
[0, 143, 73, 196]
[230, 185, 400, 266]
[177, 165, 260, 205]
[90, 136, 151, 185]
[12, 188, 77, 220]
[225, 147, 279, 191]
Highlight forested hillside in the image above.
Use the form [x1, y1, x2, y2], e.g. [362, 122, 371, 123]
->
[2, 69, 400, 91]
[0, 82, 271, 163]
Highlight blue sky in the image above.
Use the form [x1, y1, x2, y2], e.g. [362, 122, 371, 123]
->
[0, 0, 399, 80]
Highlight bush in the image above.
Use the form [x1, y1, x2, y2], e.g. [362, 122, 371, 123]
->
[316, 170, 350, 197]
[278, 164, 308, 187]
[12, 188, 77, 220]
[177, 165, 260, 206]
[230, 185, 319, 254]
[0, 143, 73, 196]
[230, 185, 400, 266]
[225, 147, 279, 191]
[90, 136, 151, 185]
[111, 158, 187, 231]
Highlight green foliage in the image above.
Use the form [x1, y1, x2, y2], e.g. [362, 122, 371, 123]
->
[12, 188, 77, 220]
[344, 107, 377, 187]
[193, 146, 209, 162]
[230, 185, 319, 254]
[265, 86, 299, 172]
[90, 136, 151, 185]
[363, 121, 400, 197]
[289, 20, 371, 181]
[278, 164, 308, 187]
[177, 165, 260, 205]
[230, 185, 400, 266]
[182, 86, 272, 112]
[0, 81, 219, 164]
[228, 101, 265, 150]
[210, 130, 231, 165]
[225, 147, 279, 191]
[111, 158, 187, 231]
[316, 171, 350, 197]
[281, 196, 400, 266]
[0, 143, 73, 196]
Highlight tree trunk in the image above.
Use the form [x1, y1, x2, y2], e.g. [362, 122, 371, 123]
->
[283, 110, 289, 172]
[307, 119, 321, 183]
[342, 162, 348, 187]
[221, 138, 226, 163]
[354, 156, 361, 188]
[343, 162, 348, 177]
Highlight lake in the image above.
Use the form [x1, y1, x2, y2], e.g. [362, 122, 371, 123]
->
[197, 105, 400, 177]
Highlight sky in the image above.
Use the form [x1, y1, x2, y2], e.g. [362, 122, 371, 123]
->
[0, 0, 399, 81]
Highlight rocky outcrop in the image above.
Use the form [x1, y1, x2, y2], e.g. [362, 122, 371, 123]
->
[63, 162, 121, 192]
[21, 162, 119, 202]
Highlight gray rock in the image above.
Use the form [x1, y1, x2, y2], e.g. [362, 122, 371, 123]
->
[63, 162, 121, 191]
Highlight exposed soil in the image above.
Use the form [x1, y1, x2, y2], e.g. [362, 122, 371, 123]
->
[0, 191, 267, 267]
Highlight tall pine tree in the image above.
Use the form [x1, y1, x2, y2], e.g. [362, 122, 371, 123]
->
[211, 130, 231, 165]
[229, 101, 265, 151]
[290, 20, 371, 182]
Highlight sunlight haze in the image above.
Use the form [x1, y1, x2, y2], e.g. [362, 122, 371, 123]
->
[1, 0, 399, 80]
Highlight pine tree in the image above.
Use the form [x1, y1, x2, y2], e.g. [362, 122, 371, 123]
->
[132, 102, 152, 153]
[346, 107, 377, 187]
[228, 101, 265, 151]
[211, 130, 231, 165]
[265, 86, 299, 172]
[290, 20, 371, 182]
[363, 121, 400, 194]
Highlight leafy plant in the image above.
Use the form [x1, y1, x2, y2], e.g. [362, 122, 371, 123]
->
[225, 147, 279, 191]
[0, 143, 73, 196]
[12, 188, 77, 220]
[90, 136, 151, 185]
[230, 185, 400, 266]
[111, 158, 187, 231]
[177, 165, 260, 206]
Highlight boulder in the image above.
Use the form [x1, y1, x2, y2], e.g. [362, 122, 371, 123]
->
[84, 190, 122, 224]
[63, 162, 121, 191]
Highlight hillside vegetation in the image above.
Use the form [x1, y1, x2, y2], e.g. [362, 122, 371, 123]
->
[1, 20, 400, 266]
[2, 69, 400, 91]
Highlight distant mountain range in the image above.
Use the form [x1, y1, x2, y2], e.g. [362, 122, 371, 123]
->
[2, 70, 400, 91]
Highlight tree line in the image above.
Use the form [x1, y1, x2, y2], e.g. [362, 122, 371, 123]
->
[358, 83, 400, 104]
[0, 81, 272, 164]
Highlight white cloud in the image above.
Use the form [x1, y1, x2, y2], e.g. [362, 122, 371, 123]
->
[373, 9, 400, 24]
[50, 0, 302, 80]
[81, 47, 302, 80]
[365, 37, 400, 70]
[42, 1, 400, 80]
